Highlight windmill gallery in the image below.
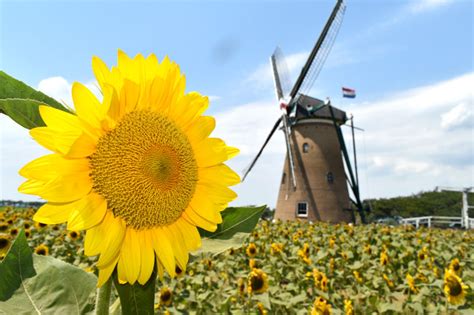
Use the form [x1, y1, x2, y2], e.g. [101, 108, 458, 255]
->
[242, 0, 367, 224]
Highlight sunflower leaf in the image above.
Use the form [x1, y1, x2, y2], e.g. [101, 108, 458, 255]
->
[194, 205, 266, 255]
[0, 230, 97, 313]
[0, 71, 70, 129]
[112, 270, 156, 315]
[0, 230, 36, 301]
[199, 205, 266, 240]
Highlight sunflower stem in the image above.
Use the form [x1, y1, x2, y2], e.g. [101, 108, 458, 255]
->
[95, 276, 112, 315]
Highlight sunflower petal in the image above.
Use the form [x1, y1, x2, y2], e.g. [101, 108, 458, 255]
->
[19, 154, 89, 181]
[72, 82, 104, 129]
[67, 192, 107, 230]
[175, 218, 202, 251]
[137, 231, 155, 285]
[96, 213, 126, 267]
[198, 164, 241, 186]
[183, 209, 217, 232]
[151, 228, 176, 277]
[33, 201, 76, 224]
[97, 256, 119, 288]
[121, 229, 141, 284]
[39, 105, 80, 132]
[185, 116, 215, 144]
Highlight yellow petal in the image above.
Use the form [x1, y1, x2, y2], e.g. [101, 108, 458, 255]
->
[33, 201, 76, 224]
[39, 105, 80, 132]
[165, 225, 188, 269]
[137, 231, 155, 285]
[19, 154, 89, 182]
[175, 218, 201, 251]
[72, 82, 104, 129]
[18, 179, 46, 196]
[188, 190, 223, 224]
[84, 225, 104, 256]
[30, 127, 81, 155]
[64, 133, 97, 158]
[173, 92, 209, 129]
[193, 138, 230, 168]
[97, 256, 119, 288]
[226, 146, 239, 159]
[121, 229, 141, 284]
[198, 164, 241, 187]
[92, 56, 111, 90]
[184, 116, 215, 144]
[40, 173, 92, 203]
[196, 183, 237, 206]
[96, 213, 127, 268]
[117, 255, 127, 284]
[183, 209, 217, 232]
[67, 192, 107, 230]
[151, 228, 175, 277]
[120, 79, 140, 114]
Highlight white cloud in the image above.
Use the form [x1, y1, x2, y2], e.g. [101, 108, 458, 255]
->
[208, 95, 221, 102]
[408, 0, 455, 14]
[440, 103, 473, 130]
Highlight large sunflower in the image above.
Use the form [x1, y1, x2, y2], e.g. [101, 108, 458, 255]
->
[19, 50, 240, 286]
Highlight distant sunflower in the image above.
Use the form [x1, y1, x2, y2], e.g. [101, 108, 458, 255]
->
[311, 297, 332, 315]
[23, 222, 31, 229]
[34, 222, 48, 229]
[380, 251, 388, 266]
[68, 230, 80, 241]
[270, 242, 283, 255]
[18, 51, 239, 286]
[383, 274, 394, 288]
[248, 268, 268, 294]
[257, 302, 267, 315]
[406, 273, 418, 294]
[0, 223, 8, 232]
[246, 243, 257, 257]
[35, 244, 49, 256]
[159, 287, 173, 307]
[344, 299, 354, 315]
[0, 234, 10, 253]
[449, 258, 462, 276]
[175, 265, 184, 277]
[24, 229, 31, 238]
[444, 269, 469, 305]
[237, 277, 246, 295]
[9, 228, 18, 237]
[249, 258, 257, 269]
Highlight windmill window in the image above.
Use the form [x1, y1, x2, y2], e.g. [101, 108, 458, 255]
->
[326, 172, 334, 184]
[296, 202, 308, 217]
[282, 172, 286, 184]
[302, 143, 309, 153]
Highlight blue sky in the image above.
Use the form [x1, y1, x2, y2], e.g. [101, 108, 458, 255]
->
[1, 0, 473, 207]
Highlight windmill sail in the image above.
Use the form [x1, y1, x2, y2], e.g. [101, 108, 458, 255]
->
[270, 47, 292, 101]
[289, 0, 346, 104]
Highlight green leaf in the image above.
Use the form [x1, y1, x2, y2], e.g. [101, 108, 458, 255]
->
[199, 205, 266, 240]
[112, 270, 156, 315]
[0, 230, 36, 301]
[0, 71, 70, 129]
[194, 206, 265, 255]
[0, 231, 97, 314]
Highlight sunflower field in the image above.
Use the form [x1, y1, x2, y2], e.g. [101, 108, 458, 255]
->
[1, 205, 472, 314]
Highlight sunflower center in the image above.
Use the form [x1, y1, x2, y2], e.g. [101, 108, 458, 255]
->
[250, 275, 264, 291]
[0, 238, 9, 249]
[90, 110, 198, 230]
[447, 278, 462, 296]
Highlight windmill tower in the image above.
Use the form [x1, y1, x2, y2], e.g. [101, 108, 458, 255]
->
[243, 0, 366, 223]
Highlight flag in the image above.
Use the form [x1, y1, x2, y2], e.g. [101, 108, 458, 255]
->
[342, 87, 356, 98]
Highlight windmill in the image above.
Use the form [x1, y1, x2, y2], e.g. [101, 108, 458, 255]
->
[242, 0, 367, 223]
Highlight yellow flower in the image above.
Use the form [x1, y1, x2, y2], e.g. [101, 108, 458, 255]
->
[270, 242, 283, 255]
[363, 244, 372, 255]
[311, 297, 332, 315]
[9, 228, 18, 237]
[344, 299, 354, 315]
[380, 251, 388, 266]
[444, 269, 469, 305]
[246, 243, 258, 257]
[249, 258, 257, 269]
[353, 271, 363, 284]
[383, 274, 394, 288]
[237, 277, 246, 296]
[0, 234, 11, 254]
[329, 238, 335, 248]
[257, 302, 267, 315]
[0, 223, 8, 232]
[35, 244, 49, 256]
[320, 273, 329, 292]
[68, 230, 80, 241]
[175, 265, 184, 277]
[248, 268, 268, 294]
[18, 51, 239, 286]
[159, 287, 173, 307]
[406, 273, 418, 293]
[449, 258, 462, 276]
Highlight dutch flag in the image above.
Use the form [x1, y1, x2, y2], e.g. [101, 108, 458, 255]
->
[342, 87, 356, 98]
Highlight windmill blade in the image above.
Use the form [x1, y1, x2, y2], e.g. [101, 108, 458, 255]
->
[289, 0, 346, 100]
[282, 115, 297, 189]
[242, 117, 283, 182]
[270, 47, 292, 101]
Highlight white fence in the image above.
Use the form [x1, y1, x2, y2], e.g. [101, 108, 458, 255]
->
[400, 216, 472, 229]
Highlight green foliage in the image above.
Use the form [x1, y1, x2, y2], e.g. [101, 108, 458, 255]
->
[0, 71, 70, 129]
[0, 229, 97, 314]
[365, 190, 474, 220]
[0, 230, 36, 301]
[197, 206, 265, 255]
[113, 271, 156, 315]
